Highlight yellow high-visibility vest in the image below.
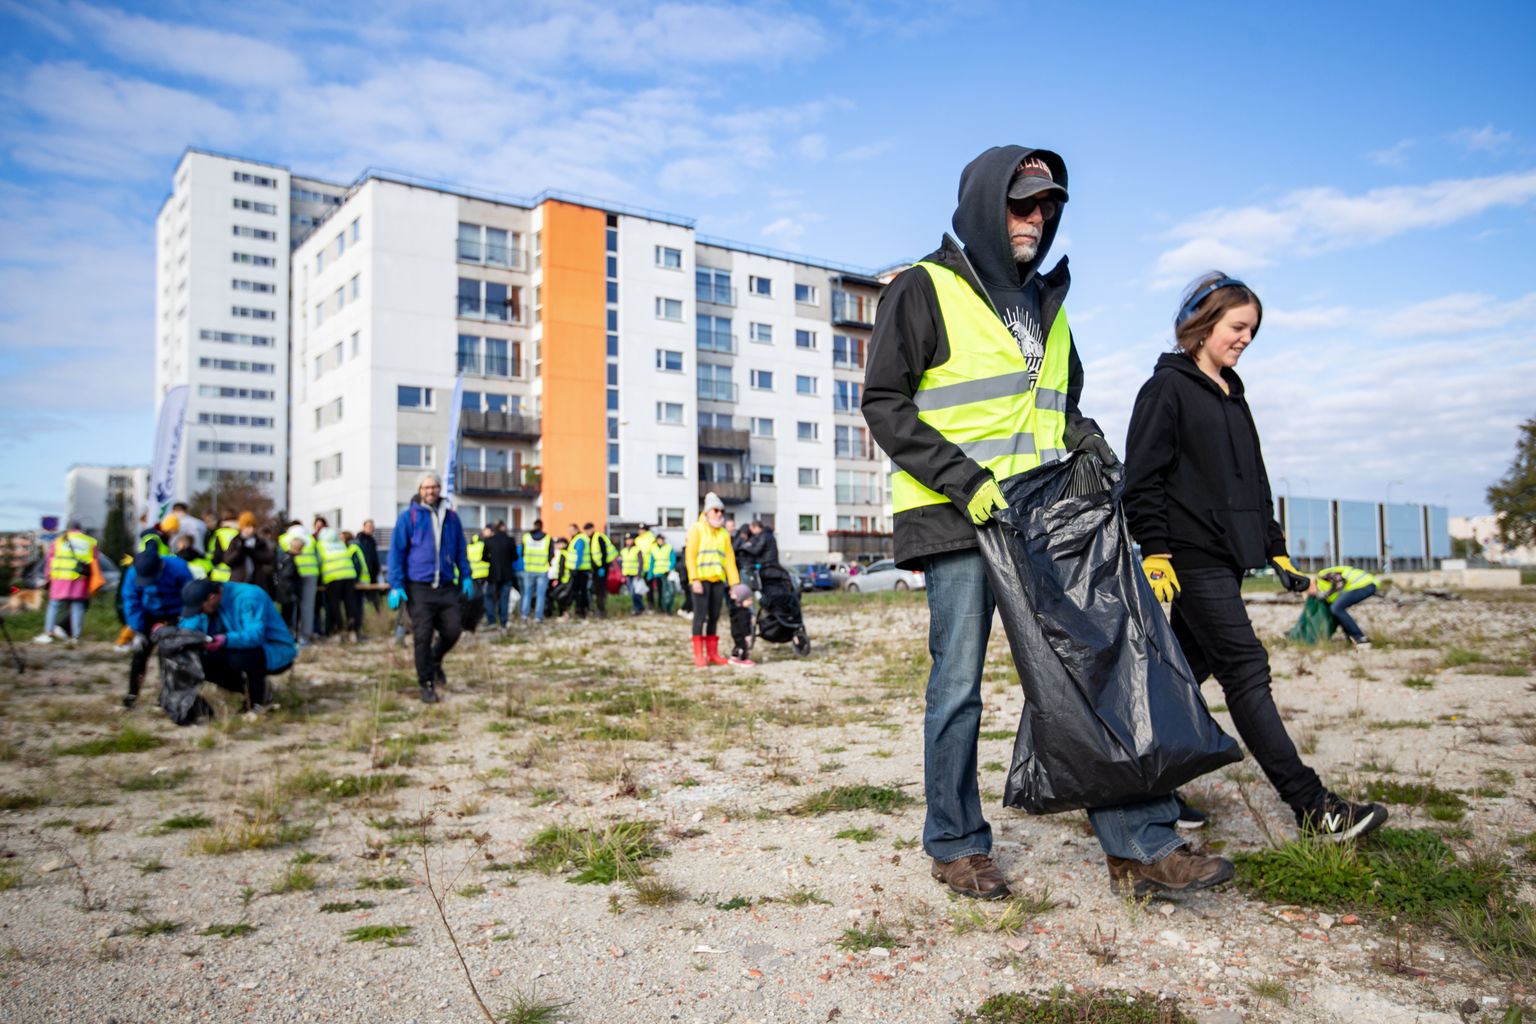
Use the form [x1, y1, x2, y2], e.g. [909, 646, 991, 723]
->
[620, 546, 642, 576]
[346, 542, 371, 584]
[318, 540, 357, 583]
[467, 538, 490, 580]
[208, 526, 239, 581]
[648, 543, 673, 578]
[890, 261, 1072, 513]
[49, 532, 97, 581]
[521, 533, 552, 573]
[1316, 565, 1378, 604]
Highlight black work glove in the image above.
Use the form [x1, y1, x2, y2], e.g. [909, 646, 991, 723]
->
[1072, 433, 1121, 469]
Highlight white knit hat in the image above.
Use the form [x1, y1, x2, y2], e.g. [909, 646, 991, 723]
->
[702, 492, 725, 512]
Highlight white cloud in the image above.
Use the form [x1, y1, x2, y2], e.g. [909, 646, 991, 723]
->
[67, 1, 306, 87]
[1451, 124, 1513, 154]
[1368, 138, 1414, 167]
[1375, 291, 1536, 338]
[836, 141, 890, 162]
[1263, 306, 1354, 332]
[1154, 170, 1536, 286]
[796, 133, 828, 162]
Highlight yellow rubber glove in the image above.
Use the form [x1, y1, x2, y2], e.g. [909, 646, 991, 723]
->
[1142, 555, 1180, 602]
[965, 477, 1008, 525]
[1269, 555, 1310, 594]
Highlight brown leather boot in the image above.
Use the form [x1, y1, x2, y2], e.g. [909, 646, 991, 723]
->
[930, 854, 1011, 900]
[1106, 847, 1234, 898]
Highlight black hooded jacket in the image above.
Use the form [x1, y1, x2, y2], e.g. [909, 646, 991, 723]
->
[1122, 353, 1287, 571]
[862, 145, 1099, 569]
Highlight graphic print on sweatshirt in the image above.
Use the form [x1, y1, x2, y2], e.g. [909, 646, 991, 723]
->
[1001, 305, 1045, 388]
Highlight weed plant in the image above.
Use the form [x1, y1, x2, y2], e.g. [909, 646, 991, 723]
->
[961, 987, 1189, 1024]
[792, 784, 914, 816]
[59, 725, 165, 757]
[344, 924, 412, 944]
[836, 918, 903, 952]
[520, 820, 664, 884]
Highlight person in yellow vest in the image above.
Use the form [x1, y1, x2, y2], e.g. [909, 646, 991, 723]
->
[462, 527, 492, 633]
[35, 521, 98, 644]
[1308, 566, 1380, 649]
[173, 534, 212, 579]
[282, 520, 320, 645]
[316, 527, 361, 642]
[619, 534, 646, 615]
[343, 529, 371, 638]
[548, 536, 574, 618]
[633, 525, 657, 611]
[207, 519, 241, 582]
[647, 533, 675, 613]
[583, 522, 617, 619]
[519, 518, 552, 623]
[684, 493, 739, 667]
[862, 146, 1233, 902]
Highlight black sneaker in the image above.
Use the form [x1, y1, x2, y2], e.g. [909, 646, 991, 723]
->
[419, 684, 439, 704]
[1174, 793, 1208, 830]
[1296, 793, 1387, 842]
[434, 666, 447, 689]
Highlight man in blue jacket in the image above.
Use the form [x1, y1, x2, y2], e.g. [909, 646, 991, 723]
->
[121, 546, 195, 709]
[387, 473, 473, 703]
[179, 578, 296, 711]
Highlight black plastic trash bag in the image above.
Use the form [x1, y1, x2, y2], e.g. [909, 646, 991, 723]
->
[977, 453, 1241, 814]
[1285, 596, 1338, 645]
[155, 628, 214, 726]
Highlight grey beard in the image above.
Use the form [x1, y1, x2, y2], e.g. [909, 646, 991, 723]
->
[1011, 238, 1039, 262]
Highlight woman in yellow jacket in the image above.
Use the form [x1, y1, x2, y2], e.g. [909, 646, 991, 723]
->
[685, 492, 739, 667]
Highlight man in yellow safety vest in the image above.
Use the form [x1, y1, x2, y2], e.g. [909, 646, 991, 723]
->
[619, 534, 645, 615]
[1308, 565, 1380, 649]
[519, 518, 552, 623]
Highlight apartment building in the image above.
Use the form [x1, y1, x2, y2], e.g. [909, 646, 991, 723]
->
[64, 465, 150, 536]
[159, 152, 891, 562]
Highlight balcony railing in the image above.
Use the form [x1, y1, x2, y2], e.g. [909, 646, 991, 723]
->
[832, 291, 877, 328]
[700, 480, 751, 504]
[696, 381, 739, 403]
[698, 426, 750, 452]
[457, 240, 528, 271]
[460, 410, 540, 440]
[456, 353, 525, 378]
[457, 467, 541, 497]
[696, 332, 736, 355]
[695, 285, 737, 307]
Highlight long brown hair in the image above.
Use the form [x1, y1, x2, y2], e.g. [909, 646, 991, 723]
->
[1174, 271, 1263, 356]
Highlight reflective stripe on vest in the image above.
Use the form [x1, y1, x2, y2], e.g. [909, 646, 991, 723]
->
[318, 541, 357, 583]
[620, 547, 641, 576]
[693, 523, 729, 582]
[890, 262, 1072, 514]
[209, 527, 239, 581]
[50, 533, 97, 581]
[649, 544, 673, 577]
[522, 534, 551, 573]
[467, 539, 490, 580]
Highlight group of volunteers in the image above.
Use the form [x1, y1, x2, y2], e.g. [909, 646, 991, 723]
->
[862, 143, 1391, 905]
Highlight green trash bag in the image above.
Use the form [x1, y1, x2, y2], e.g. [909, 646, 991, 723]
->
[1286, 596, 1338, 644]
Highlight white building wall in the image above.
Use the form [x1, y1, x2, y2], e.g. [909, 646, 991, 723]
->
[64, 466, 150, 535]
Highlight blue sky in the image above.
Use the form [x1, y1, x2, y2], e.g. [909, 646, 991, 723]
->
[1, 0, 1533, 532]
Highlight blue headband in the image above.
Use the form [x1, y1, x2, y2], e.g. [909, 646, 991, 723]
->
[1175, 277, 1245, 328]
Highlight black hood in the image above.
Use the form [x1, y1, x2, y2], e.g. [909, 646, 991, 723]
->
[951, 145, 1067, 292]
[1154, 351, 1246, 398]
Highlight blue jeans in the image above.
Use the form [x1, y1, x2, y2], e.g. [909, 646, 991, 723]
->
[520, 571, 548, 621]
[485, 581, 514, 627]
[1327, 584, 1376, 641]
[44, 598, 86, 638]
[922, 547, 1185, 865]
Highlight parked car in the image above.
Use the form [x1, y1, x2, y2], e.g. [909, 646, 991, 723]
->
[792, 563, 836, 592]
[843, 559, 925, 593]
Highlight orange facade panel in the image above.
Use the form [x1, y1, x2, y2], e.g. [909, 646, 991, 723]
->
[539, 201, 607, 531]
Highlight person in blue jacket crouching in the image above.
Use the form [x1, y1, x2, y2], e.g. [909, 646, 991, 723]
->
[179, 578, 296, 711]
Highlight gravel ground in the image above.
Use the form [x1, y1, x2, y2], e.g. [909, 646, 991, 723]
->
[0, 588, 1531, 1023]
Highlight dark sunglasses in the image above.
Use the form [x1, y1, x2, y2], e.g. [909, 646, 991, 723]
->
[1007, 195, 1058, 220]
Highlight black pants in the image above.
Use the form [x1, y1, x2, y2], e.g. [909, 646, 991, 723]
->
[406, 582, 462, 687]
[204, 646, 290, 709]
[127, 613, 180, 700]
[729, 603, 753, 658]
[691, 580, 726, 637]
[1171, 565, 1326, 811]
[592, 565, 608, 618]
[463, 581, 485, 632]
[571, 570, 591, 619]
[326, 578, 359, 635]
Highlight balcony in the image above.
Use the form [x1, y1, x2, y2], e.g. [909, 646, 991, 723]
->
[700, 480, 751, 504]
[456, 353, 526, 378]
[698, 426, 750, 452]
[832, 291, 877, 329]
[695, 285, 737, 307]
[457, 240, 528, 271]
[696, 381, 739, 403]
[460, 410, 540, 440]
[457, 467, 541, 498]
[696, 332, 737, 355]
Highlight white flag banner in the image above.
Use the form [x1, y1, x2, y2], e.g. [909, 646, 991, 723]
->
[443, 374, 464, 504]
[150, 385, 189, 518]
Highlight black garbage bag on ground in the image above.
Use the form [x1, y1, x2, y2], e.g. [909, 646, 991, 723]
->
[155, 628, 214, 726]
[977, 452, 1241, 814]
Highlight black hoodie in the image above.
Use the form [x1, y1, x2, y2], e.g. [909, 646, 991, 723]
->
[1122, 353, 1287, 571]
[862, 145, 1098, 569]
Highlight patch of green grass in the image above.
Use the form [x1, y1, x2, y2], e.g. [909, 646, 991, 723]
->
[1246, 978, 1289, 1006]
[521, 820, 664, 884]
[158, 812, 213, 831]
[59, 725, 166, 757]
[344, 924, 412, 944]
[834, 826, 879, 843]
[498, 988, 570, 1024]
[269, 865, 318, 894]
[284, 769, 411, 801]
[781, 886, 831, 906]
[456, 884, 487, 898]
[357, 875, 410, 890]
[529, 788, 559, 807]
[836, 919, 904, 952]
[191, 819, 312, 855]
[1443, 646, 1487, 668]
[952, 891, 1058, 935]
[961, 988, 1190, 1024]
[981, 761, 1006, 772]
[1512, 832, 1536, 864]
[134, 857, 167, 875]
[1446, 894, 1536, 978]
[1364, 780, 1469, 822]
[120, 768, 191, 792]
[792, 784, 914, 816]
[319, 899, 376, 913]
[979, 730, 1013, 741]
[0, 791, 48, 811]
[714, 895, 753, 911]
[1368, 719, 1432, 730]
[199, 922, 257, 938]
[629, 877, 685, 907]
[1402, 675, 1435, 690]
[130, 917, 181, 937]
[0, 863, 23, 891]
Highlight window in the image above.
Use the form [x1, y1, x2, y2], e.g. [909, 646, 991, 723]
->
[655, 246, 682, 269]
[332, 286, 345, 314]
[697, 362, 735, 402]
[835, 424, 877, 459]
[232, 171, 277, 188]
[397, 385, 434, 409]
[698, 411, 732, 429]
[796, 374, 819, 396]
[798, 467, 820, 488]
[655, 348, 683, 373]
[459, 278, 519, 322]
[232, 198, 277, 215]
[657, 507, 685, 528]
[313, 453, 343, 482]
[351, 330, 361, 358]
[795, 329, 817, 350]
[797, 420, 820, 442]
[696, 268, 733, 305]
[836, 469, 884, 505]
[198, 440, 275, 455]
[197, 385, 273, 400]
[232, 226, 275, 241]
[697, 314, 733, 353]
[750, 369, 774, 391]
[657, 402, 684, 425]
[655, 296, 683, 321]
[749, 322, 773, 344]
[749, 275, 772, 297]
[795, 283, 819, 305]
[699, 459, 736, 484]
[798, 514, 821, 533]
[197, 468, 274, 483]
[231, 306, 275, 320]
[350, 218, 361, 243]
[832, 290, 878, 324]
[198, 413, 274, 428]
[316, 249, 325, 274]
[315, 397, 344, 429]
[349, 274, 360, 300]
[199, 357, 274, 373]
[397, 444, 433, 468]
[656, 454, 685, 477]
[459, 223, 520, 267]
[834, 379, 862, 412]
[833, 333, 866, 369]
[232, 252, 276, 267]
[750, 416, 774, 438]
[199, 329, 273, 347]
[751, 464, 776, 484]
[457, 334, 482, 374]
[334, 231, 346, 258]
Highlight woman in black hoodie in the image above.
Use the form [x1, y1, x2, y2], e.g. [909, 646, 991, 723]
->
[1123, 271, 1387, 843]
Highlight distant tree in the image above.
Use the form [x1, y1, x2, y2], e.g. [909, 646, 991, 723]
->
[101, 490, 133, 563]
[188, 479, 275, 526]
[1450, 535, 1484, 560]
[1487, 415, 1536, 550]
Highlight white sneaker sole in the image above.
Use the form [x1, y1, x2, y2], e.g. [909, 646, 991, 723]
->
[1314, 807, 1387, 843]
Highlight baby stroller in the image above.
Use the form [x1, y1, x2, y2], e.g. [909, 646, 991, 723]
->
[748, 563, 810, 657]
